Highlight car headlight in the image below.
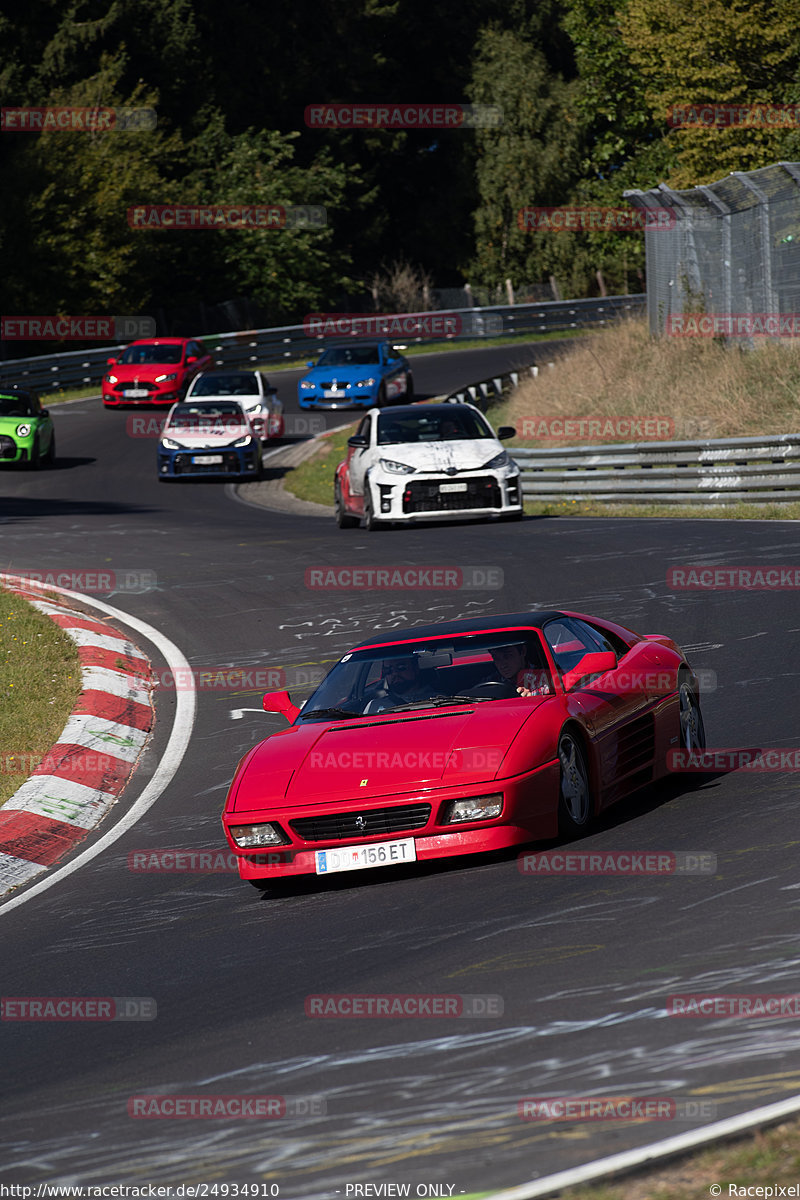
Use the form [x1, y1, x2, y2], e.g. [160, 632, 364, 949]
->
[483, 450, 510, 469]
[161, 437, 180, 450]
[300, 380, 316, 389]
[229, 823, 286, 848]
[379, 458, 415, 474]
[232, 435, 253, 447]
[105, 373, 118, 385]
[15, 423, 32, 437]
[441, 793, 503, 824]
[154, 372, 178, 383]
[354, 377, 376, 387]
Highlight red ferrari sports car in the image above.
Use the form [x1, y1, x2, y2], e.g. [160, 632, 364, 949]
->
[221, 609, 706, 889]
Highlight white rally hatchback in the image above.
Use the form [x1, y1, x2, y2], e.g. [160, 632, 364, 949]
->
[334, 402, 523, 530]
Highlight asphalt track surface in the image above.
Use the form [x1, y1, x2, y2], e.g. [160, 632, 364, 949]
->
[2, 340, 800, 1197]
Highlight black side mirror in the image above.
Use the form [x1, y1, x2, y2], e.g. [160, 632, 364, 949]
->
[347, 435, 368, 448]
[498, 426, 516, 440]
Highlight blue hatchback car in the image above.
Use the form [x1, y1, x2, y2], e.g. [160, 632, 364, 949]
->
[298, 341, 413, 410]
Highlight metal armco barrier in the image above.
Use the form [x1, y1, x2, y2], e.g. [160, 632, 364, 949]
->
[512, 433, 800, 504]
[0, 295, 645, 394]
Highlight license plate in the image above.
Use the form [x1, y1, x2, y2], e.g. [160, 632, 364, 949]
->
[315, 837, 416, 875]
[192, 454, 223, 464]
[323, 389, 346, 398]
[439, 482, 467, 493]
[124, 388, 150, 397]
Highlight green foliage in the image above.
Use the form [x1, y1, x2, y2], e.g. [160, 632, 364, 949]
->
[2, 0, 800, 323]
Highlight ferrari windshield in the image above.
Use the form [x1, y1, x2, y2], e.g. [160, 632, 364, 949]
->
[120, 345, 183, 365]
[377, 408, 493, 445]
[297, 632, 551, 719]
[315, 346, 381, 367]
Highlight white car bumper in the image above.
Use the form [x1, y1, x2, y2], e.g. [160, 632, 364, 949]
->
[366, 463, 523, 522]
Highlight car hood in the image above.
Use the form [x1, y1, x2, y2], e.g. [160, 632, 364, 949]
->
[110, 365, 185, 381]
[228, 700, 548, 812]
[303, 364, 381, 383]
[161, 423, 251, 448]
[376, 439, 501, 473]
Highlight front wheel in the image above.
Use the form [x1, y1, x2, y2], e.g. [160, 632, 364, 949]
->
[26, 437, 42, 470]
[335, 480, 359, 528]
[44, 433, 56, 467]
[678, 678, 706, 754]
[557, 730, 593, 837]
[376, 383, 388, 409]
[405, 373, 414, 400]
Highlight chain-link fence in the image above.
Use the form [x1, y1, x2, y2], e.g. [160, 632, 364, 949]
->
[625, 162, 800, 340]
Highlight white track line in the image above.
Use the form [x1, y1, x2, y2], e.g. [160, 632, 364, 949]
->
[0, 577, 196, 915]
[487, 1092, 800, 1199]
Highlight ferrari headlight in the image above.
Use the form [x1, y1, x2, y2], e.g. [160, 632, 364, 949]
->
[155, 372, 178, 383]
[379, 458, 415, 474]
[441, 793, 503, 824]
[229, 823, 286, 848]
[483, 450, 510, 469]
[161, 437, 180, 450]
[105, 373, 118, 384]
[354, 377, 375, 387]
[232, 435, 253, 447]
[15, 423, 32, 437]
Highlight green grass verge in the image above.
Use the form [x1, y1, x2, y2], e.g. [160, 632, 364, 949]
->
[283, 426, 355, 507]
[0, 585, 83, 806]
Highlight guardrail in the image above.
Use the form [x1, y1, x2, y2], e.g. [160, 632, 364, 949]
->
[511, 434, 800, 504]
[0, 294, 645, 395]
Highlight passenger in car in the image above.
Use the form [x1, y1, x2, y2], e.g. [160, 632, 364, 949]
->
[488, 643, 552, 697]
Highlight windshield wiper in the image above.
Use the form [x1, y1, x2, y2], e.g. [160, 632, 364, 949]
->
[383, 695, 486, 712]
[299, 707, 363, 721]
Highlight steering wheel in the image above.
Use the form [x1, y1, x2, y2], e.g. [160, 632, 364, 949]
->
[461, 680, 518, 699]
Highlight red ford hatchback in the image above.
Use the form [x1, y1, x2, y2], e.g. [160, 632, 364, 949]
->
[102, 337, 213, 407]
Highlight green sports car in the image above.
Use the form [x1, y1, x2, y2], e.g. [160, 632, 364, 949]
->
[0, 387, 55, 468]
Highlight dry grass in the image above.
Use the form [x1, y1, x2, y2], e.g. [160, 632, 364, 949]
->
[504, 319, 800, 444]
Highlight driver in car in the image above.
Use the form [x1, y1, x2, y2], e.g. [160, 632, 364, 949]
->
[364, 657, 431, 712]
[488, 643, 551, 697]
